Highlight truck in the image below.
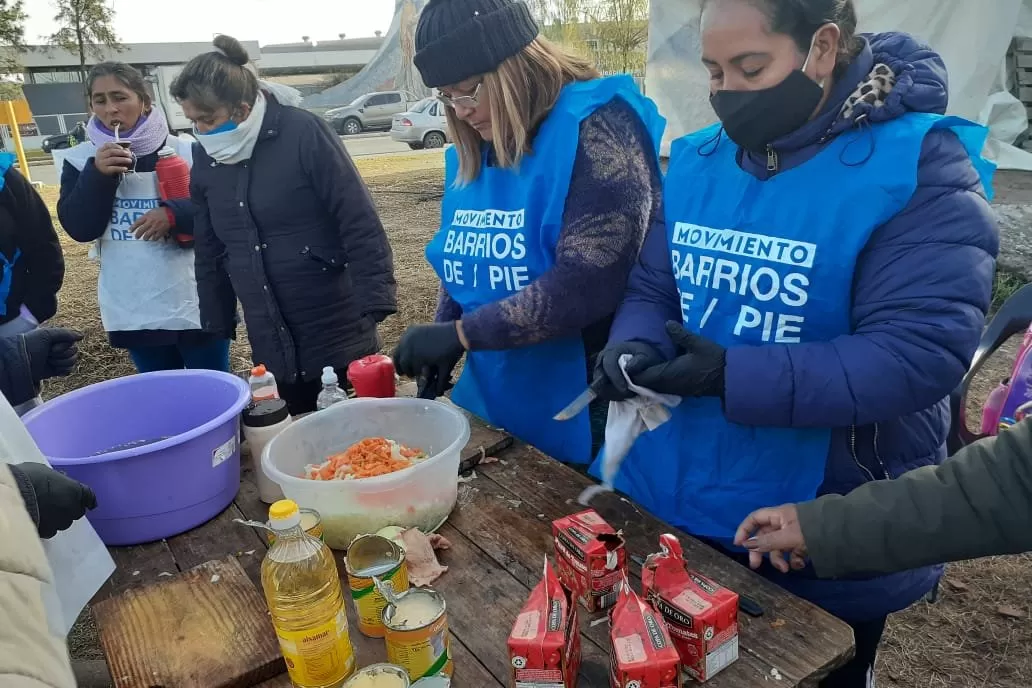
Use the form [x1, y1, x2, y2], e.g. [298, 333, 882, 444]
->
[151, 65, 193, 134]
[322, 90, 421, 136]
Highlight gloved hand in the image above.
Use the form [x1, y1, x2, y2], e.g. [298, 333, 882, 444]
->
[392, 322, 465, 400]
[631, 321, 726, 398]
[8, 462, 98, 539]
[593, 340, 664, 402]
[22, 328, 83, 385]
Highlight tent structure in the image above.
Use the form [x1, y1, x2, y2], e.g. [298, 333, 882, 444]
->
[647, 0, 1032, 170]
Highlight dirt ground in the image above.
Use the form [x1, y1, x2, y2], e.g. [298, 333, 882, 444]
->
[39, 162, 1032, 687]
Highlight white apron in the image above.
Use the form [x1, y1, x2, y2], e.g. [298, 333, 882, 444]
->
[0, 395, 114, 636]
[54, 136, 203, 332]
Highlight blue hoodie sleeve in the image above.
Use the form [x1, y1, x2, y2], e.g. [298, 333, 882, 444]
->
[723, 129, 999, 428]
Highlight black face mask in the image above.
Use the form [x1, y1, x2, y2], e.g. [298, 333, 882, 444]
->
[710, 69, 825, 153]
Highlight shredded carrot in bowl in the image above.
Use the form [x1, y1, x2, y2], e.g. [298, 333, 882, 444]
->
[303, 437, 429, 480]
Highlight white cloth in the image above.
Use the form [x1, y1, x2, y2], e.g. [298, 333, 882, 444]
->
[0, 396, 114, 637]
[53, 137, 203, 332]
[194, 90, 268, 164]
[578, 355, 681, 505]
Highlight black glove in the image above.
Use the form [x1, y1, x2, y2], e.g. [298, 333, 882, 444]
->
[631, 321, 727, 398]
[22, 328, 83, 385]
[8, 462, 98, 539]
[593, 340, 665, 402]
[392, 322, 465, 400]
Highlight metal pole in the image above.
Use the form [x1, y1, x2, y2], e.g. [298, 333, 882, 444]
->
[5, 101, 30, 184]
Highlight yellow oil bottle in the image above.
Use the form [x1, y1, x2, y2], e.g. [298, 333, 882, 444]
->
[263, 499, 356, 687]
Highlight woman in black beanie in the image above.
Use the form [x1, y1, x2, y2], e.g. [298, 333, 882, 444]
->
[393, 0, 666, 466]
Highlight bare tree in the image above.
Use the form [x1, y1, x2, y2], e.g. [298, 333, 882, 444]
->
[0, 0, 27, 100]
[530, 0, 589, 54]
[47, 0, 122, 90]
[584, 0, 649, 74]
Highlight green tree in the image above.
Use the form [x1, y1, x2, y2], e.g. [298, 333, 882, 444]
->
[530, 0, 590, 54]
[0, 0, 28, 100]
[584, 0, 649, 74]
[47, 0, 122, 91]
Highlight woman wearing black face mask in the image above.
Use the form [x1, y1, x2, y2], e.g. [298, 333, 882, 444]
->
[592, 0, 999, 685]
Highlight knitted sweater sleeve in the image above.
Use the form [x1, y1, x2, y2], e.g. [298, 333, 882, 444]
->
[460, 98, 661, 351]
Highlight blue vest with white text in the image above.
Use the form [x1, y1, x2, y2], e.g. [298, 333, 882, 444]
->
[591, 112, 994, 539]
[425, 75, 665, 465]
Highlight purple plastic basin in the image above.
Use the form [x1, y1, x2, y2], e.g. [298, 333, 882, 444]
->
[22, 370, 251, 546]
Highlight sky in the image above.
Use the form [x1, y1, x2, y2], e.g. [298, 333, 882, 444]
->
[21, 0, 397, 46]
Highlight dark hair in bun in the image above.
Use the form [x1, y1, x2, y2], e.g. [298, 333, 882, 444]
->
[170, 34, 258, 113]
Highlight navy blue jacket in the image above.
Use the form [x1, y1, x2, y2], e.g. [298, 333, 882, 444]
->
[57, 143, 217, 349]
[610, 33, 999, 621]
[190, 94, 397, 384]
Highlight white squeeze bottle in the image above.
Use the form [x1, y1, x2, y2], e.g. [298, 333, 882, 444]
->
[249, 364, 279, 402]
[316, 367, 349, 411]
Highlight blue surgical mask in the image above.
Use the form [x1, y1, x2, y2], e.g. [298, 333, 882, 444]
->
[197, 120, 238, 136]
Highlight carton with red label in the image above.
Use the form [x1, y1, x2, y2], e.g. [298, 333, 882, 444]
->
[610, 576, 682, 688]
[508, 558, 582, 688]
[642, 534, 739, 682]
[552, 509, 627, 612]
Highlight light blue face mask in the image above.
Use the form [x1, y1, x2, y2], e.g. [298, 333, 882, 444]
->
[197, 120, 238, 136]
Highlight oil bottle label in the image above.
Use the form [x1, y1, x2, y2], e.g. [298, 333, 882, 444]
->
[349, 561, 410, 637]
[386, 615, 453, 680]
[277, 609, 355, 686]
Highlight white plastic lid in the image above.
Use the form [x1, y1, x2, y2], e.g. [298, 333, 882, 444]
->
[321, 366, 338, 385]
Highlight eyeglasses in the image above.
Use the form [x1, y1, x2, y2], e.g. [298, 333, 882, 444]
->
[436, 82, 482, 110]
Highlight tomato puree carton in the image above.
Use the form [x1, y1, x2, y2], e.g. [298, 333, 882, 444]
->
[508, 558, 581, 688]
[552, 509, 627, 612]
[609, 577, 682, 688]
[642, 535, 739, 682]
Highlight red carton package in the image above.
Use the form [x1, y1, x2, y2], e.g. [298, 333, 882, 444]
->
[642, 535, 739, 682]
[610, 576, 682, 688]
[508, 558, 582, 688]
[552, 509, 627, 612]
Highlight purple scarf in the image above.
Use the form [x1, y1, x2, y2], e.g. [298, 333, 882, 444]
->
[86, 108, 170, 156]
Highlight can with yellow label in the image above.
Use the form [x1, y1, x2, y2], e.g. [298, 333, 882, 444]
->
[382, 588, 453, 681]
[345, 534, 409, 638]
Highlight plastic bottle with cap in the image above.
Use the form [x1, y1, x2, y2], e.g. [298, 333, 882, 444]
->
[242, 399, 291, 503]
[316, 366, 349, 411]
[249, 364, 279, 402]
[262, 499, 356, 685]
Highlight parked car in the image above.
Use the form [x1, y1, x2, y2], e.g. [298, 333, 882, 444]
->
[390, 98, 450, 150]
[324, 91, 419, 135]
[41, 121, 86, 154]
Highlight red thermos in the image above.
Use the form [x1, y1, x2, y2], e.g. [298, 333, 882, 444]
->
[347, 355, 396, 398]
[154, 146, 194, 248]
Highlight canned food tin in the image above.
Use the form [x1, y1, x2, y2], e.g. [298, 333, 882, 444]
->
[267, 508, 323, 544]
[342, 663, 411, 688]
[346, 534, 410, 638]
[382, 588, 452, 680]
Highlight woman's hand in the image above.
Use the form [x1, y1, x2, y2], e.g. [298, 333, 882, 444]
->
[93, 142, 133, 176]
[734, 503, 808, 573]
[393, 322, 465, 399]
[593, 341, 664, 402]
[132, 208, 173, 241]
[9, 462, 98, 539]
[631, 321, 726, 398]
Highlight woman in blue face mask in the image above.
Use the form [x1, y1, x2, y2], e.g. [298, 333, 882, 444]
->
[170, 35, 397, 415]
[593, 0, 999, 685]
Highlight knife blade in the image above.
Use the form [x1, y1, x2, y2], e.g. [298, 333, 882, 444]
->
[554, 378, 606, 421]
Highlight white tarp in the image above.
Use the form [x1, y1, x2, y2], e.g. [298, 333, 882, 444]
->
[647, 0, 1032, 170]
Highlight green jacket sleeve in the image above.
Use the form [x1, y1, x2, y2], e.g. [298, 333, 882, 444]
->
[798, 420, 1032, 578]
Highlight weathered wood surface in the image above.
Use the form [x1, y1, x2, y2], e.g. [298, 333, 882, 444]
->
[96, 408, 852, 687]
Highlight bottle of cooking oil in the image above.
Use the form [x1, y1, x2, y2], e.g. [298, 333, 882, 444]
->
[263, 499, 355, 687]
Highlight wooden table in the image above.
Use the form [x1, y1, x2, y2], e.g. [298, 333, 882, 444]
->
[93, 411, 854, 687]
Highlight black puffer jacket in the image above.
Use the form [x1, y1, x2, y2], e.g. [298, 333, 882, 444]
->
[191, 94, 397, 383]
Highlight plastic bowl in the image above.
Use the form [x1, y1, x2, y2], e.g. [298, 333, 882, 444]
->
[22, 370, 251, 546]
[262, 398, 471, 549]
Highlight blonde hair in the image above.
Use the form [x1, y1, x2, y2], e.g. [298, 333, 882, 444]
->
[446, 37, 600, 184]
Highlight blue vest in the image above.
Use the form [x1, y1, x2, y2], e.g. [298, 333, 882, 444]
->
[425, 75, 665, 465]
[592, 113, 994, 540]
[0, 153, 18, 316]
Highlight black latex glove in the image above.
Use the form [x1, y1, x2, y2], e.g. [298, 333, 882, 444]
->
[593, 340, 665, 402]
[393, 322, 464, 400]
[631, 321, 727, 398]
[9, 462, 98, 539]
[22, 328, 83, 385]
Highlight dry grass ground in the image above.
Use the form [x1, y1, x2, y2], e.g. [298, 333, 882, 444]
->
[39, 153, 1031, 686]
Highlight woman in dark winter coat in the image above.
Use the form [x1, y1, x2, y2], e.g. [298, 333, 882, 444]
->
[172, 36, 397, 415]
[56, 62, 230, 374]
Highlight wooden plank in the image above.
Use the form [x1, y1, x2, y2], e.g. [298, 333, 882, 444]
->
[461, 417, 514, 469]
[435, 523, 612, 687]
[98, 540, 180, 601]
[94, 557, 283, 688]
[476, 444, 854, 686]
[252, 676, 291, 688]
[165, 503, 269, 586]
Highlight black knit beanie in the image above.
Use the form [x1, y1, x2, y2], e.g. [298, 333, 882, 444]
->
[415, 0, 540, 88]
